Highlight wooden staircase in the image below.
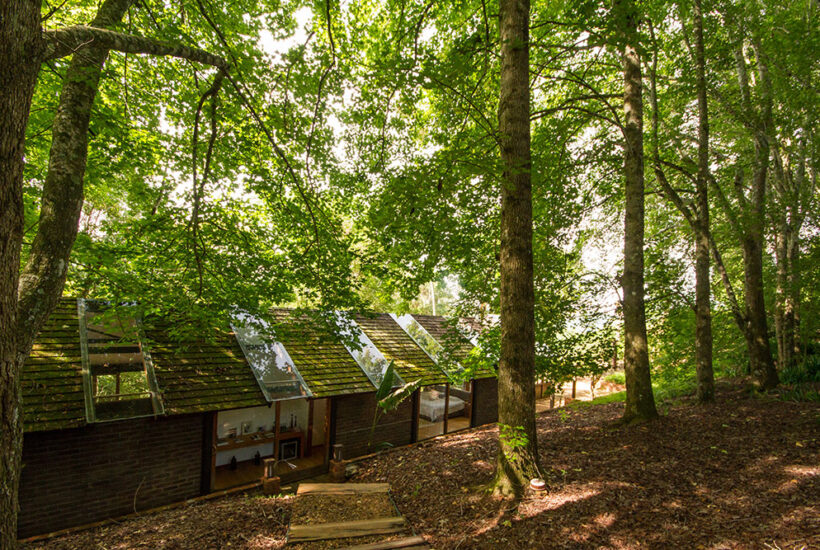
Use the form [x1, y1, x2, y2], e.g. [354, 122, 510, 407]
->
[287, 483, 430, 549]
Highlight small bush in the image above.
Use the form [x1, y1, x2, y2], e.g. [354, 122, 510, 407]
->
[780, 354, 820, 385]
[604, 372, 625, 385]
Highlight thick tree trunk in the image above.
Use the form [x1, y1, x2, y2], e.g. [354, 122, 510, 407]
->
[494, 0, 541, 497]
[17, 0, 134, 360]
[692, 0, 715, 403]
[1, 1, 43, 546]
[741, 230, 778, 388]
[619, 0, 658, 423]
[742, 143, 778, 388]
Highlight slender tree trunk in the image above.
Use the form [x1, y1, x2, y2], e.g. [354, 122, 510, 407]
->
[494, 0, 541, 497]
[619, 0, 658, 423]
[1, 1, 43, 545]
[774, 221, 790, 368]
[16, 0, 134, 359]
[786, 224, 800, 361]
[692, 0, 715, 402]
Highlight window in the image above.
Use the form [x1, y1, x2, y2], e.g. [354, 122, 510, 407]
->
[392, 313, 464, 378]
[334, 312, 403, 388]
[392, 313, 444, 362]
[79, 299, 164, 422]
[231, 311, 312, 401]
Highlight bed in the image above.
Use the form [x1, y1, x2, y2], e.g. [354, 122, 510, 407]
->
[419, 389, 465, 422]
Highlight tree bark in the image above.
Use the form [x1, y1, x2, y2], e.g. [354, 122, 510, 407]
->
[4, 1, 228, 542]
[741, 37, 778, 389]
[494, 0, 541, 497]
[1, 1, 43, 545]
[692, 0, 714, 402]
[619, 0, 658, 423]
[17, 0, 135, 361]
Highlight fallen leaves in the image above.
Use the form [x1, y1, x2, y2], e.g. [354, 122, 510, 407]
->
[22, 380, 819, 549]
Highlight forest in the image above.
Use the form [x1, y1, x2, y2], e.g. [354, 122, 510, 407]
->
[0, 0, 818, 547]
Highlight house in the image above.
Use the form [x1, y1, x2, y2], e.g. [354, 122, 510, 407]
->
[18, 300, 497, 538]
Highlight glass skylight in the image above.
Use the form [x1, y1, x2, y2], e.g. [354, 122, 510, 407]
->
[231, 311, 312, 401]
[391, 313, 444, 363]
[334, 312, 403, 389]
[78, 299, 164, 422]
[392, 313, 465, 377]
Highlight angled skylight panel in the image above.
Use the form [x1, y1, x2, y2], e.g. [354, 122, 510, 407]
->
[392, 313, 465, 377]
[391, 313, 444, 363]
[334, 312, 404, 389]
[231, 311, 312, 401]
[78, 299, 165, 422]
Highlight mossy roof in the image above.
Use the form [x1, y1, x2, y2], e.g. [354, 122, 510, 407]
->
[23, 304, 486, 433]
[411, 314, 496, 379]
[271, 309, 376, 397]
[22, 299, 86, 433]
[145, 329, 268, 415]
[354, 313, 448, 386]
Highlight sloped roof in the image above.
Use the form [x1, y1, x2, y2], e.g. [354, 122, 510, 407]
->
[411, 314, 496, 379]
[21, 302, 490, 433]
[271, 309, 375, 397]
[354, 313, 447, 386]
[22, 299, 86, 433]
[145, 330, 267, 415]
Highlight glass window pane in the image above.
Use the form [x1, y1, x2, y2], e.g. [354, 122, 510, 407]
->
[446, 381, 472, 433]
[392, 313, 444, 362]
[392, 313, 464, 378]
[80, 299, 162, 421]
[231, 312, 311, 401]
[417, 386, 445, 439]
[334, 312, 403, 388]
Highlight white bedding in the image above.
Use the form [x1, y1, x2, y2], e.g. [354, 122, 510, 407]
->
[419, 391, 464, 422]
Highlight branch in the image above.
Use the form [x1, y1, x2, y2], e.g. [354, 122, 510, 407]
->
[42, 25, 228, 69]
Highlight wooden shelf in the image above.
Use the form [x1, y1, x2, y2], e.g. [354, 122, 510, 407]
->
[215, 428, 306, 455]
[215, 431, 276, 452]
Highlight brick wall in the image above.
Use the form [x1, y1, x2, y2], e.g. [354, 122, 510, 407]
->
[472, 378, 498, 427]
[19, 414, 204, 538]
[331, 392, 414, 459]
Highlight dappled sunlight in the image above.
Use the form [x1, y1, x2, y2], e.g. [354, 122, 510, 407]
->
[517, 483, 602, 517]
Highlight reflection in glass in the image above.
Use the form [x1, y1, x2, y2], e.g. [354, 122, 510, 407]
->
[446, 381, 472, 433]
[392, 313, 444, 362]
[231, 312, 311, 401]
[392, 313, 464, 378]
[334, 312, 403, 388]
[80, 299, 163, 421]
[417, 386, 445, 439]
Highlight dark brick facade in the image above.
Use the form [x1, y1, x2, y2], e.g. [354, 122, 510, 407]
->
[472, 377, 498, 427]
[331, 392, 414, 459]
[18, 414, 204, 538]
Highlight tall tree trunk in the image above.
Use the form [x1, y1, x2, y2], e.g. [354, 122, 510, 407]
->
[692, 0, 715, 402]
[774, 219, 790, 368]
[16, 0, 134, 359]
[619, 0, 658, 423]
[494, 0, 541, 497]
[0, 1, 43, 545]
[743, 37, 778, 389]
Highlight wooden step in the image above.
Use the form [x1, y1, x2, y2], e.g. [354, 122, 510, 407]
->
[338, 535, 430, 549]
[288, 516, 406, 543]
[296, 482, 390, 495]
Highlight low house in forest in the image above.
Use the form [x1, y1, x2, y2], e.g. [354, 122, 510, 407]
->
[18, 299, 497, 538]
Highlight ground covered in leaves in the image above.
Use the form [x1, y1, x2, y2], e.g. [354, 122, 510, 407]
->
[23, 381, 819, 549]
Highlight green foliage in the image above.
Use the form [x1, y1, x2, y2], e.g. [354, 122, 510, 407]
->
[369, 361, 423, 449]
[498, 424, 529, 461]
[604, 372, 625, 385]
[780, 354, 820, 386]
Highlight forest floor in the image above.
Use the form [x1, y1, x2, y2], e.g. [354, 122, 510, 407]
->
[23, 380, 819, 549]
